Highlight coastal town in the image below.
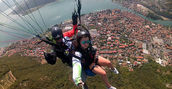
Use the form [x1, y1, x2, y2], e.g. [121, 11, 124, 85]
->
[0, 9, 171, 71]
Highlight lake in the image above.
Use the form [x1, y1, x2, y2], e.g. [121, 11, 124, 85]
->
[0, 0, 171, 47]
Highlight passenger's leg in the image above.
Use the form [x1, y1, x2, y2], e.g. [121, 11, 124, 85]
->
[97, 56, 119, 74]
[97, 56, 114, 69]
[90, 64, 111, 88]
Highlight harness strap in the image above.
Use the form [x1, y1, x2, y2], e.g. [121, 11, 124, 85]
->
[90, 64, 96, 71]
[70, 53, 82, 60]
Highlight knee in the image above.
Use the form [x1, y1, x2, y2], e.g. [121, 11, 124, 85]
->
[100, 71, 107, 76]
[107, 61, 112, 65]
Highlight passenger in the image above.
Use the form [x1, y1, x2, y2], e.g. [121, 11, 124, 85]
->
[72, 26, 119, 89]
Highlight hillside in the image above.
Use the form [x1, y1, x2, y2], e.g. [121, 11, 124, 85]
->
[0, 55, 172, 89]
[113, 0, 172, 20]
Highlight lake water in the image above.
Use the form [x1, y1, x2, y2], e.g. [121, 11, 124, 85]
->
[0, 0, 171, 47]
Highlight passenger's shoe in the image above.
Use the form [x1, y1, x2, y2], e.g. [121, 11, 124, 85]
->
[112, 67, 119, 74]
[108, 86, 117, 89]
[81, 83, 88, 89]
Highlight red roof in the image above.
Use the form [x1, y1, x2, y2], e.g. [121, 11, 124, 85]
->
[137, 59, 141, 61]
[136, 56, 144, 59]
[129, 43, 135, 46]
[119, 46, 125, 48]
[133, 61, 138, 65]
[113, 50, 117, 53]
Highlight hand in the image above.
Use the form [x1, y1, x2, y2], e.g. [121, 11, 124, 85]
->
[72, 11, 78, 25]
[78, 82, 84, 89]
[78, 82, 88, 89]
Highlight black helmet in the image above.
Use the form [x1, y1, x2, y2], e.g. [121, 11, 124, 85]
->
[51, 26, 63, 40]
[76, 29, 91, 43]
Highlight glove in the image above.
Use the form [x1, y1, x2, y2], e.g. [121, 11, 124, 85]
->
[44, 52, 56, 65]
[72, 11, 78, 25]
[78, 82, 88, 89]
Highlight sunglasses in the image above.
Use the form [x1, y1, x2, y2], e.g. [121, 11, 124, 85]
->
[81, 40, 91, 44]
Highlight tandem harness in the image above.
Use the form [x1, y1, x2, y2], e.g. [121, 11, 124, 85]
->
[38, 36, 82, 65]
[85, 56, 98, 76]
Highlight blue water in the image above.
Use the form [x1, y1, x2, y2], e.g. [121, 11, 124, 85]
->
[0, 0, 171, 47]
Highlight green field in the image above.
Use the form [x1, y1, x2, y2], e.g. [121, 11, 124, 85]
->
[0, 55, 172, 89]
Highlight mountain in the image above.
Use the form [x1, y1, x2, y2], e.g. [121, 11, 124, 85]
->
[113, 0, 172, 20]
[139, 0, 172, 20]
[0, 54, 172, 89]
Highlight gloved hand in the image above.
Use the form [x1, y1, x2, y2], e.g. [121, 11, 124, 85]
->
[78, 81, 84, 87]
[78, 82, 88, 89]
[44, 52, 56, 65]
[72, 11, 78, 25]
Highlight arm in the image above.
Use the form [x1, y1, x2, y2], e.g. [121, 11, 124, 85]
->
[63, 11, 78, 37]
[72, 51, 83, 85]
[36, 35, 56, 46]
[40, 37, 56, 46]
[63, 25, 78, 37]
